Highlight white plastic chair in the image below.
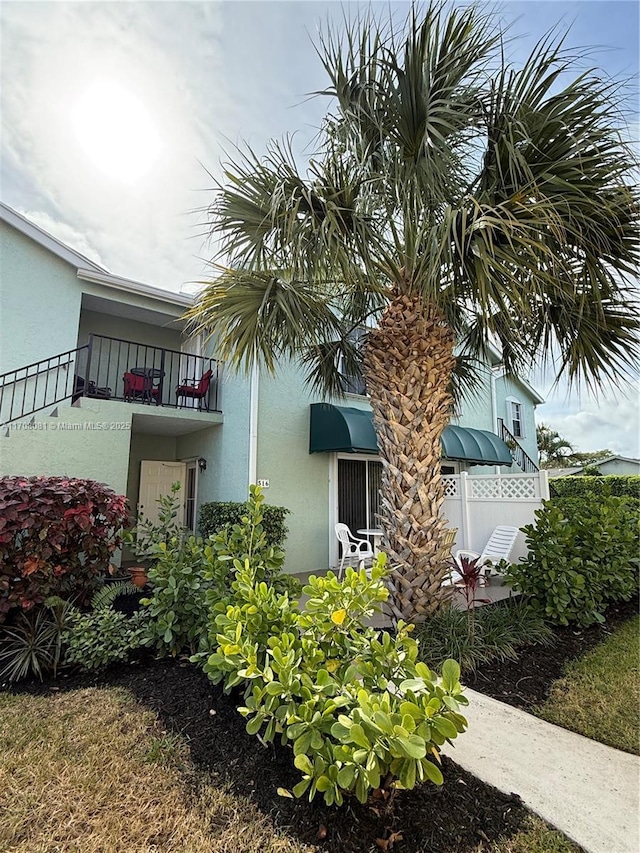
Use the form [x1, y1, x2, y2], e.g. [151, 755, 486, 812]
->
[452, 525, 519, 583]
[335, 523, 374, 579]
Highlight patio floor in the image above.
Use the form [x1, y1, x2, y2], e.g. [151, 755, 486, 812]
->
[291, 567, 517, 629]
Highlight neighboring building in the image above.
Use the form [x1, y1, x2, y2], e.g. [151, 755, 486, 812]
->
[547, 456, 640, 477]
[0, 203, 544, 572]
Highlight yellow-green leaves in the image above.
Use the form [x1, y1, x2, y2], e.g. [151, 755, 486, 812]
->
[199, 507, 467, 808]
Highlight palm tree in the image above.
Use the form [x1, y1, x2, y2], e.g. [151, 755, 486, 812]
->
[536, 424, 575, 468]
[187, 3, 638, 622]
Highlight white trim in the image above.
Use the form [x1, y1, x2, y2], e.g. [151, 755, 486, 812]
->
[77, 268, 192, 308]
[328, 454, 339, 568]
[183, 458, 199, 533]
[495, 367, 545, 405]
[0, 202, 106, 272]
[248, 363, 259, 487]
[490, 367, 498, 433]
[506, 396, 525, 439]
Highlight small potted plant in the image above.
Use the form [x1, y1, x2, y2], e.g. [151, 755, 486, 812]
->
[127, 565, 149, 588]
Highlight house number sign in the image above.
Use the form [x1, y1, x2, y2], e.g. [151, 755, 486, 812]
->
[257, 478, 270, 488]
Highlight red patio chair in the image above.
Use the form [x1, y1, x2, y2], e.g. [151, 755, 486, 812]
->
[123, 372, 159, 403]
[176, 369, 213, 410]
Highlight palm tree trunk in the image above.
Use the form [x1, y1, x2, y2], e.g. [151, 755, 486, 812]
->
[362, 294, 456, 623]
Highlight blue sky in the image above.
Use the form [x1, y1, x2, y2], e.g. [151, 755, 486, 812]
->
[1, 1, 638, 456]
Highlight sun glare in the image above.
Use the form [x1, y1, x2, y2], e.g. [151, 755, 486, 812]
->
[72, 80, 162, 183]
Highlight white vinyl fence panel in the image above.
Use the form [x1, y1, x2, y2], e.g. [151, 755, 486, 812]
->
[442, 471, 550, 563]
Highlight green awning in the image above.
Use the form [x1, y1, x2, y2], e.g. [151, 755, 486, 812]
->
[309, 403, 513, 466]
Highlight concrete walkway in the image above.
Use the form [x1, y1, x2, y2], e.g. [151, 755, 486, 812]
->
[443, 689, 640, 853]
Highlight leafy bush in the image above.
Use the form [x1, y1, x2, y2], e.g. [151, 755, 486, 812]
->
[505, 496, 639, 626]
[0, 476, 129, 621]
[198, 506, 468, 807]
[63, 582, 149, 672]
[550, 475, 640, 499]
[141, 485, 298, 658]
[552, 495, 640, 520]
[121, 482, 186, 559]
[199, 499, 289, 547]
[141, 537, 216, 656]
[415, 598, 554, 673]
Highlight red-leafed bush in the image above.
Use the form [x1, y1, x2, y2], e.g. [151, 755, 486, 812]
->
[0, 476, 130, 621]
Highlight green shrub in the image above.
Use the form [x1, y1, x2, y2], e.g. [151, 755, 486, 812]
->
[505, 496, 639, 626]
[142, 486, 298, 658]
[550, 475, 640, 499]
[415, 598, 554, 673]
[141, 536, 217, 657]
[63, 583, 149, 672]
[198, 513, 468, 807]
[552, 495, 640, 520]
[199, 499, 290, 547]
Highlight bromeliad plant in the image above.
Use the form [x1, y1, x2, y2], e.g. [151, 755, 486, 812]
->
[201, 556, 468, 806]
[450, 555, 491, 644]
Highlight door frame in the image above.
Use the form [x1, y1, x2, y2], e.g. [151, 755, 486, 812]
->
[329, 453, 463, 566]
[182, 457, 200, 533]
[330, 453, 381, 568]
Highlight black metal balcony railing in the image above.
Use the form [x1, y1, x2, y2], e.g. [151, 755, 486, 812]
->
[78, 334, 221, 412]
[498, 418, 539, 473]
[0, 334, 221, 426]
[0, 344, 89, 426]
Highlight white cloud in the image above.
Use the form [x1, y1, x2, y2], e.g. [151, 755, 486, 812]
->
[0, 1, 235, 290]
[536, 382, 640, 459]
[18, 208, 106, 268]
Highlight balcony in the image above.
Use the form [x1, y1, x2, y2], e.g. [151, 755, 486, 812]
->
[0, 334, 221, 427]
[76, 334, 221, 412]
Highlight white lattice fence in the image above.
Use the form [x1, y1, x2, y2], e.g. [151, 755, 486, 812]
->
[468, 475, 539, 500]
[442, 471, 549, 561]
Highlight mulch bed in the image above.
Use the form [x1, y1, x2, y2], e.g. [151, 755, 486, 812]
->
[12, 595, 635, 851]
[466, 597, 639, 711]
[13, 657, 547, 853]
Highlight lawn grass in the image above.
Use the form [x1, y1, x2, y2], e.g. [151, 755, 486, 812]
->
[0, 688, 311, 853]
[475, 817, 582, 853]
[536, 615, 639, 754]
[0, 686, 582, 853]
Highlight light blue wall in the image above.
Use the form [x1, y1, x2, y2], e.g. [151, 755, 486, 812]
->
[176, 369, 253, 508]
[256, 363, 336, 573]
[495, 373, 540, 464]
[0, 221, 82, 373]
[77, 310, 182, 352]
[451, 364, 494, 433]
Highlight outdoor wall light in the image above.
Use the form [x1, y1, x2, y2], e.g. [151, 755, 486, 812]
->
[198, 457, 207, 472]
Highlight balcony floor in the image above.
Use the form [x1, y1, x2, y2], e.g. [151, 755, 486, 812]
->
[74, 395, 223, 435]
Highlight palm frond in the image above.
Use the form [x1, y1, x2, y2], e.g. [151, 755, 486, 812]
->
[189, 2, 638, 396]
[186, 267, 344, 375]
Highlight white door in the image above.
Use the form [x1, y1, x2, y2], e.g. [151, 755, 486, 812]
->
[138, 460, 186, 525]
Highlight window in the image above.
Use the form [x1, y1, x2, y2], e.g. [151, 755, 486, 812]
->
[510, 401, 524, 438]
[339, 328, 367, 396]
